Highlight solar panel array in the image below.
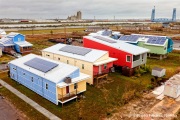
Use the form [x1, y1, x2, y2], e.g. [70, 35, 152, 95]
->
[59, 45, 92, 56]
[144, 36, 166, 45]
[119, 35, 139, 42]
[119, 34, 167, 45]
[24, 58, 58, 73]
[94, 36, 117, 43]
[101, 30, 112, 36]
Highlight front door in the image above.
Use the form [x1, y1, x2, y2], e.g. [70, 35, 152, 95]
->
[66, 86, 69, 94]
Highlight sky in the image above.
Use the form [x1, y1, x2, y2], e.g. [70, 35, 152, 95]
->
[0, 0, 179, 19]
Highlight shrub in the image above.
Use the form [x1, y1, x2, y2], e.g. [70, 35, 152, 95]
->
[147, 84, 154, 90]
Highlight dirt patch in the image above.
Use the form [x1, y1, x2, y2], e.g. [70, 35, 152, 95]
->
[106, 92, 159, 120]
[0, 95, 28, 120]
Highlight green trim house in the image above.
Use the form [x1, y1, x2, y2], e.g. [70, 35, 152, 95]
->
[119, 34, 173, 59]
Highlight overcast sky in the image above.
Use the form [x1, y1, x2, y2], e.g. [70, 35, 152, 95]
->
[0, 0, 179, 19]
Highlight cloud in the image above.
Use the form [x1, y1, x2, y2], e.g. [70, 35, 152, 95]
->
[0, 0, 179, 19]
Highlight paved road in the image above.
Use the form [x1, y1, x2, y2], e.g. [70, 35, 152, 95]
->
[0, 79, 61, 120]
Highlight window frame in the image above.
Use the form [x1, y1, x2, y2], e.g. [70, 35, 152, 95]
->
[74, 83, 78, 89]
[82, 64, 84, 69]
[104, 64, 107, 69]
[126, 55, 131, 62]
[46, 83, 48, 90]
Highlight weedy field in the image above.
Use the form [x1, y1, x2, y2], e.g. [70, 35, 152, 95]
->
[0, 51, 179, 120]
[0, 27, 179, 119]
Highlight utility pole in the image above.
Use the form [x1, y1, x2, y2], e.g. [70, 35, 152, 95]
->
[64, 24, 67, 44]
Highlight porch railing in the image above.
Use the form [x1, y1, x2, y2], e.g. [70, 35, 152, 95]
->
[58, 90, 79, 102]
[93, 69, 109, 77]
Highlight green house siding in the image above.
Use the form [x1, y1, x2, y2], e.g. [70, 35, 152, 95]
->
[138, 41, 168, 55]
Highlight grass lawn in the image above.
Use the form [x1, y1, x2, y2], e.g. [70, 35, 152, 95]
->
[0, 33, 179, 119]
[0, 50, 179, 120]
[0, 54, 15, 63]
[1, 52, 179, 119]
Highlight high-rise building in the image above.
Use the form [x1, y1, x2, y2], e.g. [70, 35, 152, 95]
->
[77, 11, 82, 20]
[67, 11, 82, 20]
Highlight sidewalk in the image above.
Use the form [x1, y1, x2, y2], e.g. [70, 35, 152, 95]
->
[0, 79, 61, 120]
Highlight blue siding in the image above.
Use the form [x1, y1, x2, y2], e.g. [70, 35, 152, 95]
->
[14, 43, 20, 53]
[58, 68, 80, 83]
[167, 37, 174, 53]
[9, 64, 58, 105]
[12, 34, 25, 53]
[11, 34, 25, 42]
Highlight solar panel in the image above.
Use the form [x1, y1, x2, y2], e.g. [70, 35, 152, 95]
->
[59, 45, 92, 56]
[24, 58, 58, 73]
[94, 36, 117, 43]
[119, 35, 139, 42]
[146, 36, 166, 45]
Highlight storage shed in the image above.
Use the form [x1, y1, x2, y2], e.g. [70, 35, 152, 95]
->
[164, 73, 180, 98]
[42, 44, 117, 85]
[83, 36, 149, 69]
[9, 54, 90, 105]
[152, 67, 166, 77]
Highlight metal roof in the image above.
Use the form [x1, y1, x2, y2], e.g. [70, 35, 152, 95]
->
[59, 45, 92, 56]
[9, 54, 80, 83]
[118, 34, 168, 46]
[42, 44, 108, 62]
[152, 67, 164, 71]
[84, 36, 149, 55]
[6, 32, 23, 38]
[0, 37, 14, 46]
[14, 41, 33, 47]
[0, 29, 6, 35]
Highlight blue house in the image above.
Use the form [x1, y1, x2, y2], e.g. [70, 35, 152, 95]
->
[9, 54, 89, 105]
[0, 32, 32, 54]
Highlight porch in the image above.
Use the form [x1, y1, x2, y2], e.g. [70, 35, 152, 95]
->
[58, 89, 79, 104]
[20, 46, 32, 54]
[93, 69, 109, 85]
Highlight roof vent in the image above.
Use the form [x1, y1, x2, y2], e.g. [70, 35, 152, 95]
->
[64, 77, 72, 83]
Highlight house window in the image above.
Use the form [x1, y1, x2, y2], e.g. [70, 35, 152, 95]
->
[46, 54, 50, 57]
[126, 56, 131, 62]
[133, 55, 140, 61]
[58, 58, 60, 61]
[11, 74, 14, 78]
[164, 47, 166, 50]
[31, 77, 33, 82]
[104, 64, 107, 69]
[74, 83, 78, 89]
[67, 60, 69, 64]
[82, 64, 84, 69]
[46, 83, 48, 89]
[18, 38, 21, 42]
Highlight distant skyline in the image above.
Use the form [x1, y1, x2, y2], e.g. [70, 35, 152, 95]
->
[0, 0, 179, 19]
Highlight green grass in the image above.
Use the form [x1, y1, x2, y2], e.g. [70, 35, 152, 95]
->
[0, 51, 179, 119]
[0, 87, 49, 120]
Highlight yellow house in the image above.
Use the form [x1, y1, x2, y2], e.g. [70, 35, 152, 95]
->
[42, 44, 117, 85]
